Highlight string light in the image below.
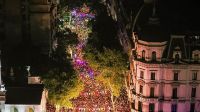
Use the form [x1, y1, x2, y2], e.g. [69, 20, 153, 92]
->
[47, 3, 130, 112]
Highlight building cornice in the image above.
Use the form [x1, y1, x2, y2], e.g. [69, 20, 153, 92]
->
[134, 60, 200, 69]
[137, 40, 167, 47]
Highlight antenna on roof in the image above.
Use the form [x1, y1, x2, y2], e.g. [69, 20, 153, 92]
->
[152, 0, 156, 17]
[148, 0, 160, 25]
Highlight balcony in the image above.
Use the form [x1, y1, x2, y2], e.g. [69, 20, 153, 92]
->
[158, 96, 164, 101]
[171, 96, 178, 99]
[131, 108, 142, 112]
[132, 90, 158, 102]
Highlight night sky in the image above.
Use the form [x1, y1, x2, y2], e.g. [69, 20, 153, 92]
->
[159, 0, 200, 31]
[123, 0, 200, 31]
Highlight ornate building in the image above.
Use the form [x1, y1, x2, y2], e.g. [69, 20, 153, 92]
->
[126, 0, 200, 112]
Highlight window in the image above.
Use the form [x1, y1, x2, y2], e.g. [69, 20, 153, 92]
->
[140, 71, 144, 79]
[150, 87, 154, 97]
[172, 88, 177, 99]
[190, 103, 195, 112]
[171, 104, 177, 112]
[140, 85, 143, 94]
[142, 50, 145, 60]
[28, 108, 34, 112]
[191, 88, 196, 98]
[11, 107, 18, 112]
[14, 107, 18, 112]
[131, 100, 135, 109]
[192, 72, 197, 80]
[175, 54, 180, 63]
[194, 54, 199, 61]
[174, 72, 178, 81]
[149, 103, 155, 112]
[151, 72, 155, 80]
[138, 101, 142, 111]
[152, 51, 156, 61]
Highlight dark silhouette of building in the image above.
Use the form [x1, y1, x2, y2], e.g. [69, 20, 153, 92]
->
[0, 0, 58, 66]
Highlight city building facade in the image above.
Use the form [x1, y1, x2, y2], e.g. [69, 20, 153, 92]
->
[126, 1, 200, 112]
[127, 34, 200, 112]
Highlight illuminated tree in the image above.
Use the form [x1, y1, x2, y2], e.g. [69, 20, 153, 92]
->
[41, 68, 84, 109]
[84, 47, 128, 111]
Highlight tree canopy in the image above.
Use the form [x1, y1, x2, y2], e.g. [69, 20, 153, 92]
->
[84, 46, 128, 97]
[41, 68, 84, 108]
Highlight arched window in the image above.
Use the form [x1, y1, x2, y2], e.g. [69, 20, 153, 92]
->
[11, 107, 18, 112]
[152, 51, 156, 61]
[175, 54, 179, 63]
[28, 108, 34, 112]
[194, 54, 199, 61]
[142, 50, 145, 60]
[26, 107, 34, 112]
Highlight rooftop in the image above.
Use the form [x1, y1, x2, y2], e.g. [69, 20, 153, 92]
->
[5, 84, 44, 105]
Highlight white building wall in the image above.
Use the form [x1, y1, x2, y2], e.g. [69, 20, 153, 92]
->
[4, 104, 43, 112]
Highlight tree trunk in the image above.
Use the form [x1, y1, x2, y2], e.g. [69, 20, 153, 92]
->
[55, 105, 60, 112]
[111, 93, 116, 112]
[109, 82, 116, 112]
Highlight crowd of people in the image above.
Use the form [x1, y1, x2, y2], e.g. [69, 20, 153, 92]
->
[71, 80, 112, 112]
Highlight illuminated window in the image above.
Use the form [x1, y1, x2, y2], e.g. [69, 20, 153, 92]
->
[191, 88, 196, 98]
[14, 107, 18, 112]
[26, 108, 34, 112]
[11, 107, 18, 112]
[149, 103, 155, 112]
[140, 71, 144, 79]
[192, 72, 197, 80]
[140, 85, 143, 94]
[171, 104, 177, 112]
[151, 72, 155, 80]
[152, 51, 156, 61]
[174, 72, 178, 81]
[150, 87, 154, 97]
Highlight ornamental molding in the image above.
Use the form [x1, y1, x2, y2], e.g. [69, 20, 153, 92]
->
[138, 40, 167, 47]
[189, 81, 199, 87]
[171, 82, 181, 87]
[147, 81, 158, 87]
[137, 79, 145, 86]
[135, 60, 198, 69]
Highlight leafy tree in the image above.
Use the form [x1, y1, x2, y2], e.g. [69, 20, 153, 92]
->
[41, 25, 82, 109]
[84, 46, 128, 111]
[41, 68, 84, 109]
[58, 78, 84, 108]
